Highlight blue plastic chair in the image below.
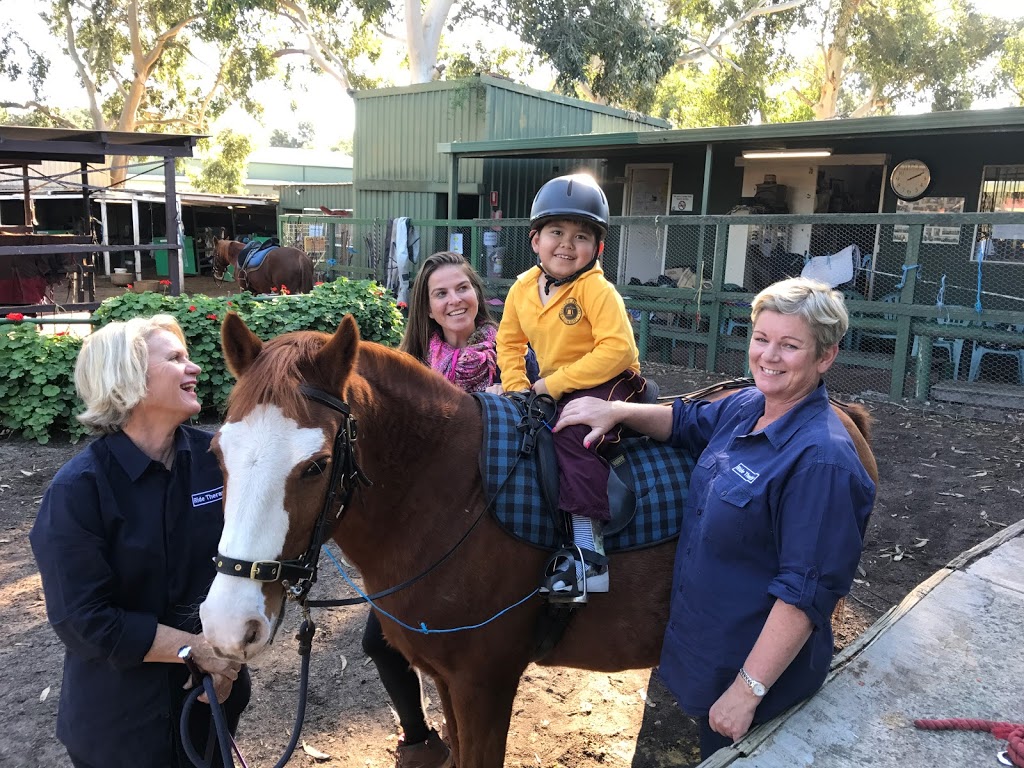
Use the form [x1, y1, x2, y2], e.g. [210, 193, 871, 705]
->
[967, 323, 1024, 384]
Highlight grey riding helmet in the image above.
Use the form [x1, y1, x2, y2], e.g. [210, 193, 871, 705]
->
[529, 173, 609, 240]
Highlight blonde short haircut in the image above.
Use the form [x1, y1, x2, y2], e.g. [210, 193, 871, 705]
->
[751, 277, 848, 357]
[76, 314, 188, 434]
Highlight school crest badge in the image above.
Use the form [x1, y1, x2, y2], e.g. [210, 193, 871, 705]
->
[559, 298, 583, 325]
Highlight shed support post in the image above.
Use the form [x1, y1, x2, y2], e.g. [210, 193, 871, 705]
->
[131, 198, 141, 281]
[164, 159, 182, 296]
[100, 199, 110, 275]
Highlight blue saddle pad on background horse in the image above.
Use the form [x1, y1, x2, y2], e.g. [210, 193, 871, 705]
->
[473, 393, 694, 552]
[238, 238, 280, 271]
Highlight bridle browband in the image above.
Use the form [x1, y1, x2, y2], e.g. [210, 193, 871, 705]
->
[213, 384, 371, 602]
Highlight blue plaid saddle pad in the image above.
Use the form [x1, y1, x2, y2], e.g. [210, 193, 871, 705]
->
[239, 238, 280, 271]
[473, 393, 695, 552]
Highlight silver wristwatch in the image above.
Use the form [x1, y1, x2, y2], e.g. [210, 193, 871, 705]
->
[739, 667, 767, 698]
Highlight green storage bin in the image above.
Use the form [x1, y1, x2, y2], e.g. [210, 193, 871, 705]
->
[154, 236, 198, 276]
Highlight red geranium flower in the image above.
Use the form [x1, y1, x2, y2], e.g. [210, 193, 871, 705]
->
[270, 287, 279, 294]
[206, 313, 218, 321]
[189, 305, 197, 312]
[314, 281, 324, 287]
[279, 285, 291, 295]
[397, 302, 407, 310]
[159, 279, 171, 286]
[54, 331, 68, 337]
[226, 301, 233, 307]
[5, 312, 25, 321]
[127, 283, 133, 289]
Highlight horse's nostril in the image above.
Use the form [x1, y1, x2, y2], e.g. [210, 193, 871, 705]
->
[243, 620, 261, 647]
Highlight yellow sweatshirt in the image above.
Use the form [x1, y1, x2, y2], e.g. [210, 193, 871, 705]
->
[496, 263, 639, 400]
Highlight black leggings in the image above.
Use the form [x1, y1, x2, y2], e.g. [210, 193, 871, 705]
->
[362, 609, 430, 744]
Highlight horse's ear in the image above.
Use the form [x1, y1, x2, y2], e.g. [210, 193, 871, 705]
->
[315, 314, 360, 388]
[221, 312, 262, 378]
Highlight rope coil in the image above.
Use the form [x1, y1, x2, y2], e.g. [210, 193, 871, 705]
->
[914, 718, 1024, 766]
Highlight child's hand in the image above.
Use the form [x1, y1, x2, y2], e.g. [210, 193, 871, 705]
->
[532, 378, 550, 397]
[485, 383, 504, 395]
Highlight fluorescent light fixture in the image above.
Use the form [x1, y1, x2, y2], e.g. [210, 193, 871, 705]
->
[741, 148, 832, 159]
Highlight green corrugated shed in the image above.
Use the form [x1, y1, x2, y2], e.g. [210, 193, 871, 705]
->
[278, 183, 354, 213]
[352, 75, 668, 222]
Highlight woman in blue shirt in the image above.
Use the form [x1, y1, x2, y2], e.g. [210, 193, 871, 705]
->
[554, 277, 876, 760]
[30, 315, 250, 768]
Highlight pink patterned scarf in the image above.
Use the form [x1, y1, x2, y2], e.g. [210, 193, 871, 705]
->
[427, 322, 498, 393]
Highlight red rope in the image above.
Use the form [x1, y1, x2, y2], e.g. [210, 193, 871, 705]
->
[914, 718, 1024, 767]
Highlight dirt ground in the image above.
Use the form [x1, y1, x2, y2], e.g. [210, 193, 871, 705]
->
[4, 281, 1024, 767]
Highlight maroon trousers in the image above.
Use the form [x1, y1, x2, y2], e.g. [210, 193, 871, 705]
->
[553, 370, 648, 521]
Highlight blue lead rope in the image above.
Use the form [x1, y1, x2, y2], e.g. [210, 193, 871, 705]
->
[894, 263, 921, 290]
[323, 546, 539, 634]
[975, 254, 984, 314]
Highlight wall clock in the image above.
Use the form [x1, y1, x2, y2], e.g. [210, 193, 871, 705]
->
[889, 159, 931, 201]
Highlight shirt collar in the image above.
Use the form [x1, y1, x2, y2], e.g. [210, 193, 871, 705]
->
[108, 427, 190, 481]
[740, 380, 830, 449]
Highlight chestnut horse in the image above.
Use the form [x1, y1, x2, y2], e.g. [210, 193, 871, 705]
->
[212, 238, 313, 295]
[199, 314, 877, 768]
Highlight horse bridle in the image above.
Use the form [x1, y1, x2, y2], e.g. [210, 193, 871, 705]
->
[213, 384, 371, 603]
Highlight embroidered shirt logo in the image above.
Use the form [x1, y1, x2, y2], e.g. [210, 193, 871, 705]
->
[559, 298, 583, 325]
[732, 464, 760, 484]
[192, 486, 224, 507]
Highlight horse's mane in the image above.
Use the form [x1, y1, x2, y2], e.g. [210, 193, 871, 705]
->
[354, 342, 469, 418]
[225, 330, 468, 425]
[226, 330, 329, 421]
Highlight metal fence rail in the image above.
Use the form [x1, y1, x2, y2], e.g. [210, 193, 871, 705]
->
[278, 211, 1024, 406]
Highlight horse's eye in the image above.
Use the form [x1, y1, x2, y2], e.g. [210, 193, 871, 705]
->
[302, 458, 329, 478]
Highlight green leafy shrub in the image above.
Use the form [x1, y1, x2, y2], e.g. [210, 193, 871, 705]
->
[0, 325, 88, 444]
[0, 280, 403, 443]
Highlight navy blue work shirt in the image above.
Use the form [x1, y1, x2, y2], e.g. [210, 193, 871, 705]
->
[30, 425, 248, 768]
[658, 381, 875, 721]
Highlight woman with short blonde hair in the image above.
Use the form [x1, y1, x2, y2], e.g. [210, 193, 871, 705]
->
[76, 314, 187, 434]
[32, 313, 250, 768]
[751, 277, 849, 356]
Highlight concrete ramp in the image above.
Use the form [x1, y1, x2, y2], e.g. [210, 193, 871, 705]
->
[703, 520, 1024, 767]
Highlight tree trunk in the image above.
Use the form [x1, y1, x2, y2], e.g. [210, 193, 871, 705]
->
[812, 0, 861, 120]
[405, 0, 456, 83]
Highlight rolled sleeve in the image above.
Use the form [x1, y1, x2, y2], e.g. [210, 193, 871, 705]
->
[31, 477, 158, 670]
[767, 464, 874, 629]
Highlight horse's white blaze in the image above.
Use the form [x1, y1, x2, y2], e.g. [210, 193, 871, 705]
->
[200, 404, 327, 659]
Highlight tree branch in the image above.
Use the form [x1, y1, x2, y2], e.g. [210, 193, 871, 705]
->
[0, 100, 80, 128]
[277, 0, 354, 91]
[678, 37, 743, 70]
[60, 0, 105, 128]
[684, 0, 811, 66]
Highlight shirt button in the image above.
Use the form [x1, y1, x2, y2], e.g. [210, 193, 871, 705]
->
[696, 508, 702, 516]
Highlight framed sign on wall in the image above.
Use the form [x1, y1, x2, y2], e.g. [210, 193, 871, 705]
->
[892, 197, 964, 245]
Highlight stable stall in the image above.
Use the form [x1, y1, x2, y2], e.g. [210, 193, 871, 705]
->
[0, 127, 202, 314]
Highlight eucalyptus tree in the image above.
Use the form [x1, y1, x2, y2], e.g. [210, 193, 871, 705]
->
[655, 0, 1024, 128]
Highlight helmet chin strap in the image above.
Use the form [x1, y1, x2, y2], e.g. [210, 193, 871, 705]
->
[539, 242, 604, 295]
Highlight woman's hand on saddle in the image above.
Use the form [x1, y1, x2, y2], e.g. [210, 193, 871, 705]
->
[531, 378, 550, 397]
[553, 397, 619, 448]
[707, 677, 759, 741]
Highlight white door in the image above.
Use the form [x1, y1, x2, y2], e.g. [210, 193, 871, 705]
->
[620, 164, 672, 283]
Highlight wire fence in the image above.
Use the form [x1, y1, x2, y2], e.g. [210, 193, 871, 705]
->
[277, 211, 1024, 406]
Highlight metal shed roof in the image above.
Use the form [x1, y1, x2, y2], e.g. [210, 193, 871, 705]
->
[439, 107, 1024, 159]
[0, 126, 203, 163]
[356, 74, 671, 129]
